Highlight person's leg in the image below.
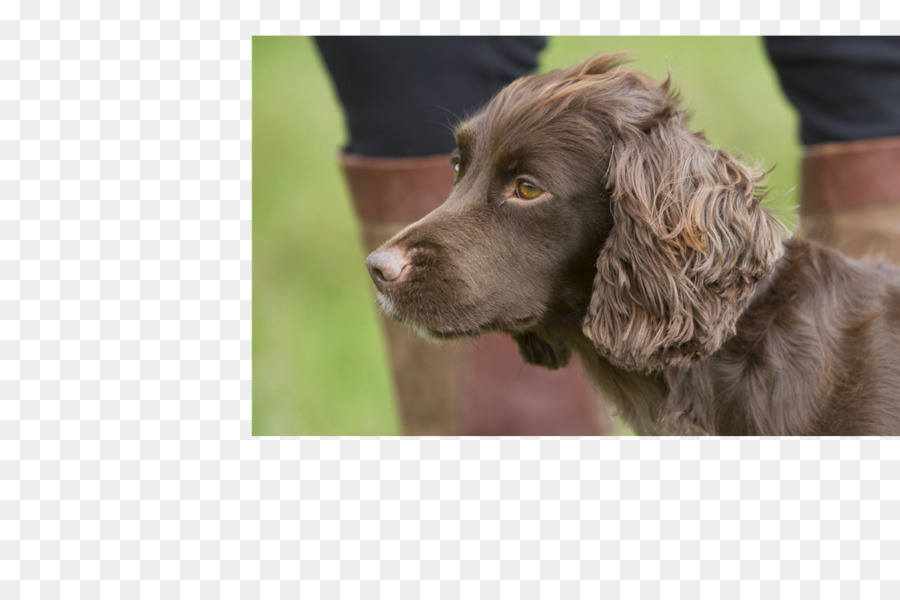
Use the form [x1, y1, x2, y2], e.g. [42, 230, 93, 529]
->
[317, 36, 612, 435]
[339, 153, 464, 435]
[765, 36, 900, 264]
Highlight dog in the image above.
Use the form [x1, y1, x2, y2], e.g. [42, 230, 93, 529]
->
[365, 55, 900, 435]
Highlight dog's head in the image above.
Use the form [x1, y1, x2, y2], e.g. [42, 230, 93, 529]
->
[367, 55, 783, 372]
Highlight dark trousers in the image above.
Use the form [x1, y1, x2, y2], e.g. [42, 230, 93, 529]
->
[315, 36, 900, 155]
[764, 36, 900, 144]
[314, 36, 546, 157]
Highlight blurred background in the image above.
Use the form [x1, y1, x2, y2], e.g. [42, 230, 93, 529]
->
[253, 37, 801, 436]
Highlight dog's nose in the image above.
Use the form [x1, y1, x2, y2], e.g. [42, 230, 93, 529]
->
[366, 248, 409, 292]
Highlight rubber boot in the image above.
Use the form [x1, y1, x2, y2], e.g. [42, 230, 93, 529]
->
[340, 153, 612, 436]
[801, 136, 900, 266]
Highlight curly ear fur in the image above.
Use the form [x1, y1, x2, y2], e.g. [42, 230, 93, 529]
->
[583, 80, 784, 372]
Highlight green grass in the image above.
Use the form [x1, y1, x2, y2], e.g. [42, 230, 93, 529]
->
[252, 37, 802, 436]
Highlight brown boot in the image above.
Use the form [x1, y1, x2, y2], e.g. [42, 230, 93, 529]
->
[801, 136, 900, 265]
[340, 153, 613, 436]
[459, 335, 611, 436]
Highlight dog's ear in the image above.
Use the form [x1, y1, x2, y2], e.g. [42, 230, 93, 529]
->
[583, 103, 784, 372]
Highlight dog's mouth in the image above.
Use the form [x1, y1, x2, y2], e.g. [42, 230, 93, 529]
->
[376, 292, 540, 339]
[418, 315, 540, 340]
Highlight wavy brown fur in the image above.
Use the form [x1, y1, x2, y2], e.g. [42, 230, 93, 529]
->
[586, 73, 784, 372]
[367, 55, 900, 435]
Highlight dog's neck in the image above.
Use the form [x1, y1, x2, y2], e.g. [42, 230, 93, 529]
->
[524, 323, 672, 434]
[570, 337, 675, 434]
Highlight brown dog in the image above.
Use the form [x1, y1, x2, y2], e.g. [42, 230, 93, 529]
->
[366, 55, 900, 435]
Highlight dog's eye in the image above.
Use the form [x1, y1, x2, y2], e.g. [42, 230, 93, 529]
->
[515, 180, 543, 200]
[453, 162, 460, 182]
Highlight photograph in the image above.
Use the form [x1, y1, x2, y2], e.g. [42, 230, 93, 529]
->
[254, 36, 900, 436]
